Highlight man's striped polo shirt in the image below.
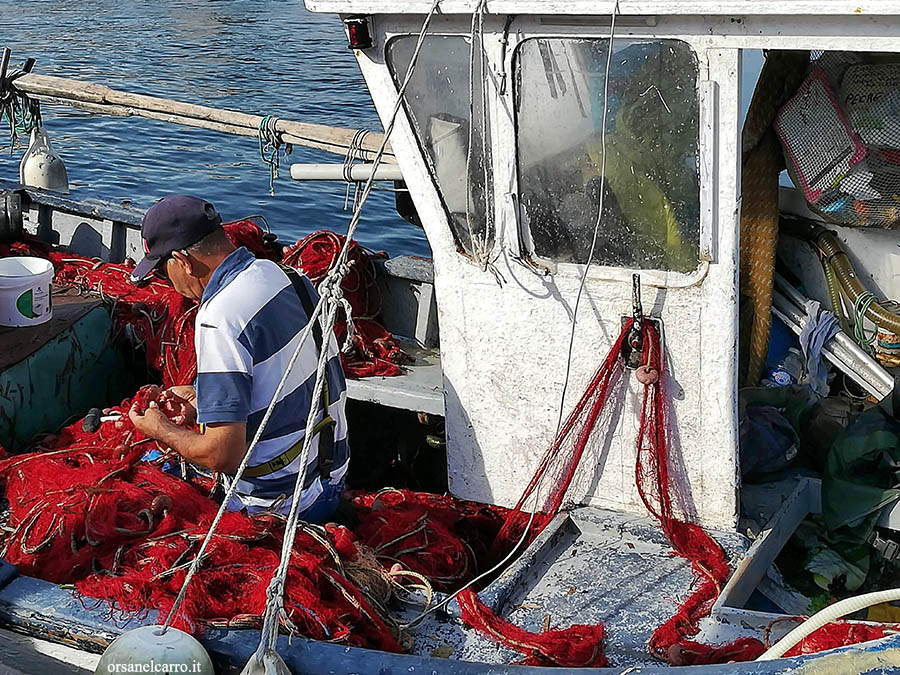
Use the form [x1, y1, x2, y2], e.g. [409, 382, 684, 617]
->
[194, 246, 349, 514]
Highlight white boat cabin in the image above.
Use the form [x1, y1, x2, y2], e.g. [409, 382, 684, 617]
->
[301, 0, 900, 531]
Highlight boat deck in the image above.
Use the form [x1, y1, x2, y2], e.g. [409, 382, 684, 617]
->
[405, 506, 749, 667]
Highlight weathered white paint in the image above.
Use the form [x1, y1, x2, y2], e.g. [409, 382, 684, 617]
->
[314, 12, 900, 54]
[306, 1, 900, 17]
[0, 629, 98, 675]
[354, 13, 745, 529]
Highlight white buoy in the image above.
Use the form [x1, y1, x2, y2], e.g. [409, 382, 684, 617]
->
[94, 626, 214, 675]
[19, 126, 69, 193]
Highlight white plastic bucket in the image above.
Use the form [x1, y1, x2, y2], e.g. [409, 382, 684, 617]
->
[0, 257, 54, 327]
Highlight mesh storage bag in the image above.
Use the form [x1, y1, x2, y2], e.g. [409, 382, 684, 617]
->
[775, 52, 900, 229]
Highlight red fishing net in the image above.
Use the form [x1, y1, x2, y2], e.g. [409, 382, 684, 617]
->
[348, 489, 506, 592]
[0, 223, 409, 383]
[457, 590, 608, 667]
[0, 388, 400, 649]
[458, 319, 875, 667]
[783, 620, 891, 657]
[0, 230, 891, 665]
[0, 227, 494, 651]
[284, 231, 414, 377]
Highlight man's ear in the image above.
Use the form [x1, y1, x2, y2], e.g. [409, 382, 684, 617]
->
[171, 250, 195, 277]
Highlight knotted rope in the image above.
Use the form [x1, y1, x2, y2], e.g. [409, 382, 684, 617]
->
[0, 51, 41, 152]
[257, 114, 283, 196]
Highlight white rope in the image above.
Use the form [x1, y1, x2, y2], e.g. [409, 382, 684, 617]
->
[245, 0, 445, 664]
[342, 129, 370, 211]
[555, 1, 619, 434]
[163, 0, 443, 639]
[400, 1, 620, 631]
[463, 0, 491, 267]
[161, 296, 325, 632]
[256, 299, 340, 658]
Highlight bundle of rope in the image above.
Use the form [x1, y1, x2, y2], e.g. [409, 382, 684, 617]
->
[349, 489, 506, 593]
[739, 51, 810, 384]
[284, 231, 413, 377]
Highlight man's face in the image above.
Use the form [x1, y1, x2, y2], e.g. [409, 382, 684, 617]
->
[159, 252, 203, 301]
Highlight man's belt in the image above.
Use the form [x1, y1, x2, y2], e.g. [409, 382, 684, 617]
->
[239, 264, 338, 481]
[242, 414, 336, 479]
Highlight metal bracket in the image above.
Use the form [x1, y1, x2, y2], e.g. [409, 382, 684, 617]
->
[0, 189, 24, 243]
[621, 274, 663, 369]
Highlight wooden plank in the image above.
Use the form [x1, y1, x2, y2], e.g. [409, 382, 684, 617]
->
[13, 73, 395, 163]
[344, 342, 443, 414]
[0, 290, 101, 371]
[713, 478, 818, 613]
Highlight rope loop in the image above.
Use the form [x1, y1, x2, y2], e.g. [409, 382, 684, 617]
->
[342, 129, 371, 210]
[0, 62, 42, 152]
[852, 291, 879, 353]
[257, 114, 283, 196]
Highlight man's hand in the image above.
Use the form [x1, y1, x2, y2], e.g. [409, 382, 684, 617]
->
[129, 400, 172, 438]
[160, 385, 197, 425]
[164, 385, 196, 404]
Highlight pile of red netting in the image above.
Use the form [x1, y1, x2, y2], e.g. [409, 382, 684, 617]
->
[0, 231, 892, 666]
[0, 222, 411, 383]
[0, 384, 508, 645]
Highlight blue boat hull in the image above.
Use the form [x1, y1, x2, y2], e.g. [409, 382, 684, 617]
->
[2, 560, 900, 674]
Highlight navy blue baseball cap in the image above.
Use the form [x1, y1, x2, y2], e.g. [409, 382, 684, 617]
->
[130, 195, 223, 283]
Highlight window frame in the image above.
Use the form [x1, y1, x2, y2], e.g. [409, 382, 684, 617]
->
[505, 25, 716, 287]
[384, 32, 497, 262]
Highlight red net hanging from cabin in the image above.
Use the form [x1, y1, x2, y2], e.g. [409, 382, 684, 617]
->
[457, 319, 767, 667]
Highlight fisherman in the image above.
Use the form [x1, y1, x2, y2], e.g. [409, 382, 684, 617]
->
[127, 195, 349, 523]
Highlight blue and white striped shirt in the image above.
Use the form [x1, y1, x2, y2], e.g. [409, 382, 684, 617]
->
[194, 246, 349, 514]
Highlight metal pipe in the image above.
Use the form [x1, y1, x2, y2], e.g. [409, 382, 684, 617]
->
[289, 163, 403, 182]
[813, 228, 900, 336]
[772, 274, 893, 400]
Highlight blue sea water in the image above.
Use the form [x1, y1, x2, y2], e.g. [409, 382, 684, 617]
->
[0, 0, 431, 257]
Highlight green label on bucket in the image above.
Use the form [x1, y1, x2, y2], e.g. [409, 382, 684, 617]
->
[16, 289, 36, 319]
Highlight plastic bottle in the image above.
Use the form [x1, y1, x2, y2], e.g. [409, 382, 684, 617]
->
[763, 348, 806, 387]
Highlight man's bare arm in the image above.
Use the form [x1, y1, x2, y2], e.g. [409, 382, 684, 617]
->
[129, 401, 246, 473]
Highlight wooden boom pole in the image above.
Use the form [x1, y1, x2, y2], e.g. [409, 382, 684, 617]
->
[10, 73, 395, 163]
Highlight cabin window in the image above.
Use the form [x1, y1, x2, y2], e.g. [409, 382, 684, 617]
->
[514, 38, 701, 273]
[386, 35, 494, 259]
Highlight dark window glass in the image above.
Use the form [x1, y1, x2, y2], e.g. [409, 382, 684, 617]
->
[387, 35, 494, 259]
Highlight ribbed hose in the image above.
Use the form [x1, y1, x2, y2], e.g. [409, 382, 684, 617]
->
[822, 258, 851, 335]
[758, 587, 900, 660]
[814, 229, 900, 336]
